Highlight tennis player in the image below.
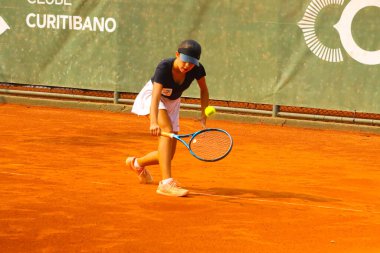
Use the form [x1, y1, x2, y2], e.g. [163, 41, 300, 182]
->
[127, 39, 209, 197]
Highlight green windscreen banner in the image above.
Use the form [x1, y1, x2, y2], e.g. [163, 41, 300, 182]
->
[0, 0, 379, 113]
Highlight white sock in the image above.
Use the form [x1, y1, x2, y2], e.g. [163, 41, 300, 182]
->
[161, 178, 173, 184]
[134, 159, 142, 169]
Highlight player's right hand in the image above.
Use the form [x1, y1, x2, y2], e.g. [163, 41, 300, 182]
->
[150, 123, 161, 136]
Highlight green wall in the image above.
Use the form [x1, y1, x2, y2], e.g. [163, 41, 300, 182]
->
[0, 0, 379, 113]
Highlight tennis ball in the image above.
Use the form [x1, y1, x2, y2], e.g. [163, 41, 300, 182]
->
[205, 106, 216, 117]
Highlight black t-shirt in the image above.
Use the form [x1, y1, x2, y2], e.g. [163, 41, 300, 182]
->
[151, 58, 206, 100]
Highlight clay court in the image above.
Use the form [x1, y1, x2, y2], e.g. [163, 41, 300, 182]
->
[0, 103, 380, 253]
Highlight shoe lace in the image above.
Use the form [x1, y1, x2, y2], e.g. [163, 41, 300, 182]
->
[167, 180, 182, 189]
[137, 167, 148, 177]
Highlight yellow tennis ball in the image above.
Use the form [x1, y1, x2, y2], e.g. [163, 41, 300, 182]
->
[205, 106, 216, 117]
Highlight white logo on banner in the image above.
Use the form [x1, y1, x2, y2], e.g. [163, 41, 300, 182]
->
[298, 0, 380, 65]
[25, 0, 117, 33]
[0, 16, 10, 36]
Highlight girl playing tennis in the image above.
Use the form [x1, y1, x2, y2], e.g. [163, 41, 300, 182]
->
[127, 39, 209, 197]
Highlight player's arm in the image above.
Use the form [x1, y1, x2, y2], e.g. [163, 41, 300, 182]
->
[197, 76, 209, 126]
[150, 82, 163, 136]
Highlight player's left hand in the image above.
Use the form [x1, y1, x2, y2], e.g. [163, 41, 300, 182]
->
[199, 116, 207, 129]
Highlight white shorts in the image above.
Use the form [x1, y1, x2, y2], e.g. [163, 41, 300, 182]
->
[131, 80, 181, 132]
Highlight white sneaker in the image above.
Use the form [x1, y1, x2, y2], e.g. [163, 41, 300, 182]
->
[156, 179, 189, 197]
[126, 157, 153, 184]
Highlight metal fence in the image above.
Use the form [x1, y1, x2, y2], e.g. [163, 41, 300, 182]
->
[1, 83, 379, 127]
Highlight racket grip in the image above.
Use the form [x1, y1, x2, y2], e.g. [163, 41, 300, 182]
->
[160, 132, 174, 138]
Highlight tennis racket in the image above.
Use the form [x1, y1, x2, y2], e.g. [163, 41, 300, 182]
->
[161, 128, 233, 162]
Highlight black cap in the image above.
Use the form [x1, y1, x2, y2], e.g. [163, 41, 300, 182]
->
[178, 40, 202, 66]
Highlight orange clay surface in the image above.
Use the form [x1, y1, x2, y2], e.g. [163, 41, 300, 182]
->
[0, 103, 380, 253]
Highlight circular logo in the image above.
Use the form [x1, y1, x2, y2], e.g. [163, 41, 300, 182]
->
[334, 0, 380, 65]
[299, 0, 380, 65]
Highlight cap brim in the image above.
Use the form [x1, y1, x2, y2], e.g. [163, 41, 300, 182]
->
[179, 53, 199, 66]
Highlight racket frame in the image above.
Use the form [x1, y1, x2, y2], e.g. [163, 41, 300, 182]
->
[161, 128, 233, 162]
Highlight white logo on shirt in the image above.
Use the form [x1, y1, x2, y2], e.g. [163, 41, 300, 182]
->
[161, 88, 173, 96]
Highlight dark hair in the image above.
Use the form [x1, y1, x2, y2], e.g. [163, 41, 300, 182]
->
[178, 39, 202, 60]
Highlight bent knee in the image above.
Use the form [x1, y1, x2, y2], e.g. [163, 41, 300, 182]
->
[161, 126, 173, 133]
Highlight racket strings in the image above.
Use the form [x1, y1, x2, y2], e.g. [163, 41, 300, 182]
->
[189, 131, 232, 160]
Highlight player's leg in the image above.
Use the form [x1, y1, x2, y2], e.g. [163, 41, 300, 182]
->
[127, 109, 176, 184]
[155, 113, 187, 196]
[156, 108, 174, 179]
[135, 111, 177, 167]
[136, 143, 176, 167]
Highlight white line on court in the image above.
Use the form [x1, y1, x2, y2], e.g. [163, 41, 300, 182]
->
[91, 181, 113, 185]
[2, 171, 378, 214]
[190, 191, 380, 214]
[0, 172, 28, 176]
